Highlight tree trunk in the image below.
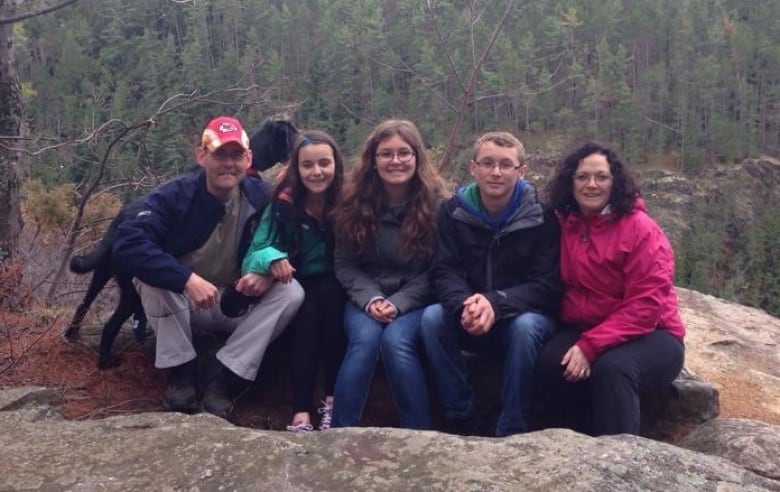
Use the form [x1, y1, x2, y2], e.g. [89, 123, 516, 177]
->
[0, 0, 23, 260]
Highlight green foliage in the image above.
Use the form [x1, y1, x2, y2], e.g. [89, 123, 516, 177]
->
[676, 184, 780, 317]
[8, 0, 780, 312]
[22, 180, 76, 234]
[13, 0, 779, 176]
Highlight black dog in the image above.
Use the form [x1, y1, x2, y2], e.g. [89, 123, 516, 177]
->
[64, 120, 298, 368]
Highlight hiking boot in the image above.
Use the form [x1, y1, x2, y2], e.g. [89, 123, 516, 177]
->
[203, 359, 244, 421]
[165, 360, 199, 414]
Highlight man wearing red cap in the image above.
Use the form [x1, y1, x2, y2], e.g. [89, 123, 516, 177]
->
[113, 116, 304, 421]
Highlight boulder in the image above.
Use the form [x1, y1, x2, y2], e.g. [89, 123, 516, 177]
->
[640, 369, 720, 440]
[679, 418, 780, 481]
[0, 388, 778, 492]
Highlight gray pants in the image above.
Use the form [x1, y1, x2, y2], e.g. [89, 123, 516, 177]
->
[134, 279, 304, 381]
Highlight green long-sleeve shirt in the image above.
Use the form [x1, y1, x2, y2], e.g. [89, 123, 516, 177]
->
[242, 204, 331, 278]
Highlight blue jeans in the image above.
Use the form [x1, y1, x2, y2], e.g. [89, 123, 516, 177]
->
[332, 303, 431, 429]
[421, 303, 555, 436]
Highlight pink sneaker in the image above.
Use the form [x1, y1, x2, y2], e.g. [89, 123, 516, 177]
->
[286, 421, 314, 433]
[318, 400, 334, 430]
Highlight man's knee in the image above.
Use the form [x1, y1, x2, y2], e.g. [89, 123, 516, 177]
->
[133, 278, 189, 317]
[420, 303, 451, 341]
[507, 312, 554, 343]
[283, 279, 305, 307]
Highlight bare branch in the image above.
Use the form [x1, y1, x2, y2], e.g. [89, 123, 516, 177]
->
[438, 0, 518, 172]
[426, 0, 466, 93]
[0, 0, 79, 25]
[43, 82, 264, 302]
[0, 85, 261, 157]
[379, 52, 459, 113]
[642, 116, 682, 134]
[471, 75, 575, 104]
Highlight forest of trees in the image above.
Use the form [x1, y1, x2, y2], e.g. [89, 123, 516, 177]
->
[13, 0, 779, 182]
[1, 0, 779, 313]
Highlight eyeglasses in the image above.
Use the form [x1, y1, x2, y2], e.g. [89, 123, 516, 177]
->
[474, 159, 520, 172]
[376, 148, 415, 162]
[209, 148, 248, 161]
[573, 173, 612, 184]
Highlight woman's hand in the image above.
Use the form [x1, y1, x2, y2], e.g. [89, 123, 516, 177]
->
[269, 258, 296, 283]
[235, 272, 274, 297]
[367, 299, 397, 324]
[561, 344, 591, 382]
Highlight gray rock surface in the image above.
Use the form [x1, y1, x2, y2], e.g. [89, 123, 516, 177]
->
[0, 388, 778, 492]
[678, 288, 780, 424]
[680, 418, 780, 481]
[640, 369, 720, 439]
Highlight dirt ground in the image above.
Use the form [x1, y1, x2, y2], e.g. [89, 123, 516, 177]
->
[0, 308, 399, 430]
[1, 304, 777, 433]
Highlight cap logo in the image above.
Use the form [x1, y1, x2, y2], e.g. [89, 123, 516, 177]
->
[219, 122, 239, 133]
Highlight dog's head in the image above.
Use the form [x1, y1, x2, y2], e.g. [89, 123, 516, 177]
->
[249, 120, 298, 171]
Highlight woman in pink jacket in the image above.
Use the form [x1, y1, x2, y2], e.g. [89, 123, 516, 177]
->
[537, 141, 685, 436]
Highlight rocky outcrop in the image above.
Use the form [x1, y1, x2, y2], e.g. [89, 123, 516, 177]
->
[0, 387, 778, 492]
[680, 418, 780, 481]
[678, 288, 780, 426]
[640, 369, 719, 439]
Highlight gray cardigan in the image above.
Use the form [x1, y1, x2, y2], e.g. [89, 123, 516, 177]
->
[334, 205, 432, 315]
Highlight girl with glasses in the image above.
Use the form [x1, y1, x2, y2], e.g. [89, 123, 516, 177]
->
[330, 119, 444, 429]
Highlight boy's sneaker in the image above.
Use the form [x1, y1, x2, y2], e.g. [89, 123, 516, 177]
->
[286, 421, 314, 433]
[317, 400, 334, 430]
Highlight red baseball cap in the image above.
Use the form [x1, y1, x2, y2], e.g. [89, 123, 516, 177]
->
[201, 116, 250, 152]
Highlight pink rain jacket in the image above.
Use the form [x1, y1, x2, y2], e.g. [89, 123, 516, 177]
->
[559, 198, 685, 362]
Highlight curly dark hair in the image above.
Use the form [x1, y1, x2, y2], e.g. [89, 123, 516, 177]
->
[547, 141, 640, 218]
[332, 119, 444, 258]
[265, 130, 346, 263]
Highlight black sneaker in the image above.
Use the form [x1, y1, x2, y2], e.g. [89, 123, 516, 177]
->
[220, 285, 262, 318]
[445, 401, 495, 437]
[203, 359, 245, 421]
[165, 360, 199, 414]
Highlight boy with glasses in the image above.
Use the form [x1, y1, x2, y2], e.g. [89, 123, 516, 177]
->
[113, 116, 304, 421]
[421, 131, 561, 436]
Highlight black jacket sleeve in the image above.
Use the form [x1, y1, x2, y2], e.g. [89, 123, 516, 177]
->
[428, 203, 473, 319]
[113, 183, 193, 293]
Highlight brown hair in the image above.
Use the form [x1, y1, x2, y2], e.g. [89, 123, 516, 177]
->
[332, 119, 444, 258]
[472, 131, 526, 164]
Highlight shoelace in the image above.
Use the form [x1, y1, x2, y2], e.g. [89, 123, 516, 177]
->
[318, 401, 333, 430]
[286, 421, 314, 433]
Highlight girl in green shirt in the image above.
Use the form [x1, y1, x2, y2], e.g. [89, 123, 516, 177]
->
[242, 130, 346, 431]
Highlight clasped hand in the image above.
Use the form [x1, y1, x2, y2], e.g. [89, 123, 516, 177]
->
[367, 299, 398, 324]
[461, 293, 495, 335]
